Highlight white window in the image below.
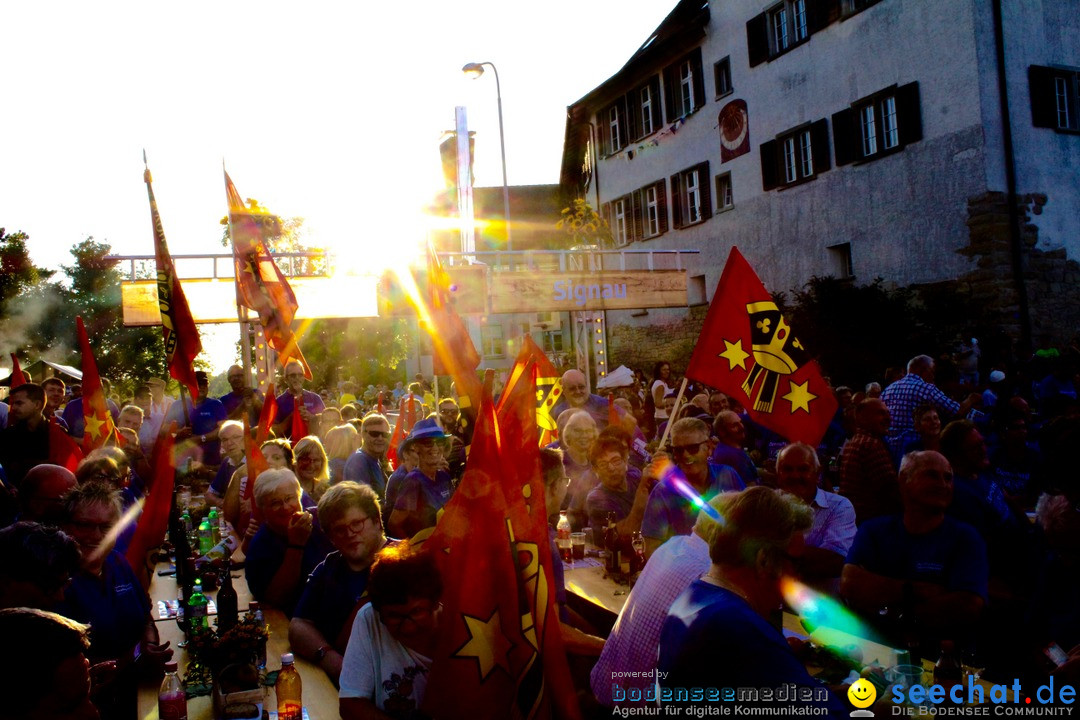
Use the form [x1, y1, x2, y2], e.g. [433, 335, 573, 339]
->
[783, 136, 798, 184]
[799, 130, 813, 177]
[714, 56, 732, 97]
[645, 186, 660, 236]
[793, 0, 808, 42]
[481, 324, 505, 357]
[882, 96, 899, 149]
[768, 0, 808, 54]
[685, 169, 701, 224]
[608, 105, 622, 154]
[680, 60, 695, 117]
[860, 104, 877, 156]
[613, 197, 629, 246]
[640, 85, 654, 137]
[1057, 76, 1072, 130]
[716, 173, 733, 211]
[771, 5, 789, 52]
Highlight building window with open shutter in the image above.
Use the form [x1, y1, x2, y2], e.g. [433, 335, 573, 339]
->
[664, 48, 705, 121]
[747, 0, 837, 67]
[672, 163, 712, 228]
[714, 56, 732, 98]
[834, 83, 922, 165]
[607, 103, 623, 154]
[645, 185, 660, 236]
[716, 172, 734, 212]
[764, 121, 830, 190]
[612, 196, 630, 246]
[1030, 65, 1080, 133]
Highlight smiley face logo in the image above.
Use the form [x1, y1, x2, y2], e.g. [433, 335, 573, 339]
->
[848, 678, 877, 709]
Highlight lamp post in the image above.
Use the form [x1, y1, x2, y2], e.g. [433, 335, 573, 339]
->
[462, 61, 513, 254]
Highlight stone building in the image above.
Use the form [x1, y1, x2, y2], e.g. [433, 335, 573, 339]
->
[560, 0, 1080, 370]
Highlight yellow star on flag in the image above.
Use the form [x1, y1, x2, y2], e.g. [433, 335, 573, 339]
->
[719, 339, 750, 371]
[782, 380, 817, 414]
[84, 414, 106, 439]
[453, 609, 513, 681]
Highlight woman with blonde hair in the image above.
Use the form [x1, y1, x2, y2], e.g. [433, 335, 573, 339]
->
[324, 424, 360, 485]
[294, 436, 331, 502]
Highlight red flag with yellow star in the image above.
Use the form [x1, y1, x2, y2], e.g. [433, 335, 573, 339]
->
[685, 247, 836, 446]
[144, 163, 202, 401]
[225, 170, 311, 378]
[76, 316, 120, 453]
[422, 371, 581, 720]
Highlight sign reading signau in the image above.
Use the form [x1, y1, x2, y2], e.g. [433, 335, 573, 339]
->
[490, 271, 687, 313]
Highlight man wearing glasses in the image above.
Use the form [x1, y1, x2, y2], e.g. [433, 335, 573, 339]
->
[641, 417, 745, 559]
[290, 482, 391, 684]
[273, 359, 325, 441]
[552, 369, 625, 431]
[343, 414, 393, 499]
[386, 419, 453, 540]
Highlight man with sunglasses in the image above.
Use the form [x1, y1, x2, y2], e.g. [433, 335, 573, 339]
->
[641, 417, 745, 559]
[386, 419, 453, 539]
[290, 482, 392, 684]
[343, 413, 393, 499]
[273, 359, 325, 441]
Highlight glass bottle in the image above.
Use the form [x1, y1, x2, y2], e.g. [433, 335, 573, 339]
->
[556, 511, 572, 563]
[216, 562, 239, 633]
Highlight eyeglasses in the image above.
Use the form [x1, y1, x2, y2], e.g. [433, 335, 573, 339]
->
[596, 456, 627, 469]
[329, 515, 372, 540]
[415, 438, 445, 448]
[365, 430, 389, 438]
[70, 519, 113, 534]
[265, 496, 299, 513]
[380, 602, 440, 627]
[671, 442, 706, 456]
[439, 408, 459, 416]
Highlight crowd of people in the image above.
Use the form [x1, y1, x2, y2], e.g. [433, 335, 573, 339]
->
[0, 341, 1078, 717]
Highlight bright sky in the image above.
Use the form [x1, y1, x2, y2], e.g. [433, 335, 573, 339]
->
[1, 1, 676, 372]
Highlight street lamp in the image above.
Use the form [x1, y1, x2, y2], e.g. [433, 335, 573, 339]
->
[462, 61, 513, 254]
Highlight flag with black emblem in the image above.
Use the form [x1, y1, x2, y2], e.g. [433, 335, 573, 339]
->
[685, 247, 836, 446]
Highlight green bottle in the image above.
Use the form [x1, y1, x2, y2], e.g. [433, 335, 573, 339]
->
[208, 507, 221, 544]
[188, 578, 209, 633]
[197, 517, 214, 555]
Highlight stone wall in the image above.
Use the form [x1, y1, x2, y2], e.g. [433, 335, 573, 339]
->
[607, 305, 709, 375]
[959, 191, 1080, 346]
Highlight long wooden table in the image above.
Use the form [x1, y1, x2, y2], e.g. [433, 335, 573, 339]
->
[137, 563, 340, 720]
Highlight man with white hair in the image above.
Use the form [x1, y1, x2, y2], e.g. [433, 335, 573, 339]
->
[551, 369, 624, 430]
[205, 421, 246, 508]
[880, 354, 980, 457]
[273, 360, 325, 441]
[246, 468, 334, 615]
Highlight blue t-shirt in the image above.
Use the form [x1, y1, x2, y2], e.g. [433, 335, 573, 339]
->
[59, 550, 150, 662]
[274, 390, 326, 439]
[209, 457, 239, 496]
[218, 389, 264, 420]
[392, 469, 453, 532]
[658, 580, 846, 717]
[642, 463, 744, 543]
[709, 444, 757, 487]
[343, 450, 388, 499]
[846, 514, 988, 600]
[294, 548, 378, 649]
[383, 465, 410, 526]
[165, 396, 228, 465]
[586, 474, 640, 530]
[245, 509, 335, 617]
[61, 396, 120, 439]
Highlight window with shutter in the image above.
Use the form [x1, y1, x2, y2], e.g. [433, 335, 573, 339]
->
[696, 161, 713, 221]
[840, 83, 921, 164]
[612, 197, 629, 246]
[760, 139, 780, 190]
[671, 164, 711, 227]
[768, 120, 830, 190]
[1029, 65, 1079, 133]
[714, 56, 733, 98]
[656, 180, 669, 235]
[670, 172, 683, 228]
[716, 172, 734, 211]
[664, 47, 705, 120]
[746, 13, 769, 68]
[751, 0, 832, 65]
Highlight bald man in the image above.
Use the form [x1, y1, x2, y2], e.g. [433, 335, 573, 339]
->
[551, 369, 625, 431]
[710, 411, 757, 487]
[19, 465, 78, 526]
[218, 364, 264, 426]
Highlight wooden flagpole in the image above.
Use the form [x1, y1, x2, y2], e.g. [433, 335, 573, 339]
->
[656, 377, 689, 449]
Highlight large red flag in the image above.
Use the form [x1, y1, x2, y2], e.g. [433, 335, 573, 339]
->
[225, 171, 310, 378]
[290, 399, 310, 442]
[685, 247, 837, 446]
[242, 383, 276, 508]
[125, 425, 176, 584]
[76, 317, 120, 452]
[385, 397, 407, 468]
[421, 369, 580, 719]
[8, 354, 26, 388]
[144, 163, 202, 401]
[48, 422, 83, 473]
[421, 242, 482, 415]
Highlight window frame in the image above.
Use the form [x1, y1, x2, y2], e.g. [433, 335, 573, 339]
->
[767, 0, 809, 56]
[833, 83, 923, 166]
[481, 323, 505, 358]
[663, 47, 705, 123]
[607, 103, 623, 155]
[612, 196, 630, 247]
[760, 119, 831, 191]
[670, 162, 712, 229]
[715, 172, 734, 212]
[1029, 65, 1080, 134]
[631, 179, 668, 241]
[714, 56, 733, 99]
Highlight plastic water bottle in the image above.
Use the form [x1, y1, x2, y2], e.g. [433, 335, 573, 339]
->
[187, 578, 209, 633]
[276, 653, 303, 720]
[208, 507, 221, 544]
[197, 517, 214, 555]
[158, 660, 187, 719]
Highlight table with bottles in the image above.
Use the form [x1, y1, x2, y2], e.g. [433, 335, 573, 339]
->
[136, 557, 341, 719]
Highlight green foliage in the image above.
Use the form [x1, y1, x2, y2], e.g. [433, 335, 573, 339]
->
[781, 276, 1004, 388]
[554, 198, 613, 250]
[220, 199, 325, 275]
[298, 317, 411, 391]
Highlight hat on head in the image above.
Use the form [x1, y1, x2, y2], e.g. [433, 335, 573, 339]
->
[989, 370, 1006, 384]
[398, 417, 450, 455]
[147, 377, 166, 387]
[195, 371, 209, 382]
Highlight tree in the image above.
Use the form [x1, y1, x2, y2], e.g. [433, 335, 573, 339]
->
[61, 238, 170, 393]
[554, 198, 613, 250]
[0, 227, 69, 360]
[298, 317, 411, 391]
[219, 198, 326, 275]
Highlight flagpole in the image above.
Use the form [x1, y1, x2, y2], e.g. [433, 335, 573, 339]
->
[656, 377, 689, 449]
[433, 376, 440, 420]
